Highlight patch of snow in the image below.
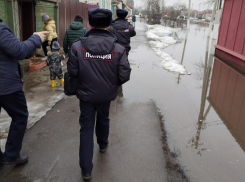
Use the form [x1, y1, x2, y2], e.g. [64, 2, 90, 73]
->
[0, 93, 65, 151]
[157, 51, 189, 75]
[0, 65, 67, 151]
[145, 25, 189, 75]
[0, 138, 7, 153]
[27, 93, 64, 128]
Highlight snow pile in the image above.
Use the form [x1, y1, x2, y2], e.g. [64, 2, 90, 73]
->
[0, 92, 65, 152]
[156, 52, 188, 74]
[27, 93, 65, 128]
[146, 25, 179, 49]
[146, 25, 189, 75]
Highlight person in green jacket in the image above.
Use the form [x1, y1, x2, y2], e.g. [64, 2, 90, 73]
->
[63, 15, 87, 55]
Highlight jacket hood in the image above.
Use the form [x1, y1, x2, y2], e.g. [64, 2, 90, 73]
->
[111, 18, 129, 30]
[70, 21, 83, 30]
[81, 29, 117, 55]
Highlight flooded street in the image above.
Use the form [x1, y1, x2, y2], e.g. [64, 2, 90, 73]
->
[125, 20, 245, 181]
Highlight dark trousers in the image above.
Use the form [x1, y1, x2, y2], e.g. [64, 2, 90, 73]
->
[79, 101, 111, 173]
[42, 38, 58, 56]
[49, 68, 63, 80]
[0, 90, 28, 162]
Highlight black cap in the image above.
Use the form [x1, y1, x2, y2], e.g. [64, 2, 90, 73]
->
[88, 8, 112, 28]
[74, 14, 83, 23]
[0, 19, 2, 22]
[117, 9, 128, 18]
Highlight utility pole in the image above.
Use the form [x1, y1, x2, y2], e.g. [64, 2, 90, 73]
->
[162, 0, 164, 11]
[177, 0, 191, 83]
[180, 0, 191, 65]
[161, 0, 165, 20]
[199, 3, 201, 18]
[199, 0, 219, 120]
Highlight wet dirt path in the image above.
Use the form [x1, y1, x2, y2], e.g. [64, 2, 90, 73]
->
[0, 97, 168, 182]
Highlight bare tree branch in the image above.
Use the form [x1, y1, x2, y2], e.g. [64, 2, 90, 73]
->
[144, 0, 161, 24]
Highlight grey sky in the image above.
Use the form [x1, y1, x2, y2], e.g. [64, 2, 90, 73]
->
[134, 0, 213, 10]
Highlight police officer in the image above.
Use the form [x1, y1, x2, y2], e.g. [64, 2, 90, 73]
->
[132, 14, 136, 27]
[0, 19, 48, 165]
[109, 9, 136, 55]
[67, 8, 131, 181]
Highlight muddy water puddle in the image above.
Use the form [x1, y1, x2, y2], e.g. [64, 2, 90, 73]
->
[124, 21, 245, 182]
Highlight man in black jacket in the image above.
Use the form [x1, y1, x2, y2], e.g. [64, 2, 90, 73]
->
[109, 9, 136, 55]
[67, 8, 131, 181]
[0, 19, 48, 165]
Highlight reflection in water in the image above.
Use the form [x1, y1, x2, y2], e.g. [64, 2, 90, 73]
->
[191, 57, 245, 155]
[208, 58, 245, 152]
[177, 22, 211, 84]
[188, 103, 211, 156]
[192, 58, 205, 82]
[187, 60, 212, 156]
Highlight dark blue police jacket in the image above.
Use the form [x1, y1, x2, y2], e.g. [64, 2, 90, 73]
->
[67, 29, 131, 103]
[0, 22, 42, 95]
[109, 18, 136, 50]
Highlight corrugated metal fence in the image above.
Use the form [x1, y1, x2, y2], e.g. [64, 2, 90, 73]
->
[59, 0, 98, 47]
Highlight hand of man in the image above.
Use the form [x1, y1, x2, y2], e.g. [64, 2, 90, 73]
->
[33, 31, 49, 42]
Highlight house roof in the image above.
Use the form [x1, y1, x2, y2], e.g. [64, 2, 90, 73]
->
[125, 4, 132, 10]
[204, 9, 213, 13]
[126, 1, 134, 9]
[192, 10, 205, 14]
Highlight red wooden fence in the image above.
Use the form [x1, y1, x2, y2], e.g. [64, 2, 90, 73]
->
[59, 0, 98, 47]
[215, 0, 245, 64]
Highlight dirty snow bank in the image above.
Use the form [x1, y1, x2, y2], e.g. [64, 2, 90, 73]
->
[0, 94, 64, 129]
[0, 92, 65, 151]
[0, 65, 67, 151]
[146, 25, 190, 75]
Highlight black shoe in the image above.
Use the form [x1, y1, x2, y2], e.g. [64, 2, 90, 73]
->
[82, 172, 92, 181]
[99, 144, 108, 153]
[2, 155, 28, 165]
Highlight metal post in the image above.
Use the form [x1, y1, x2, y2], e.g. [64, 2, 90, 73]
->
[177, 0, 191, 83]
[180, 0, 191, 65]
[199, 0, 219, 120]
